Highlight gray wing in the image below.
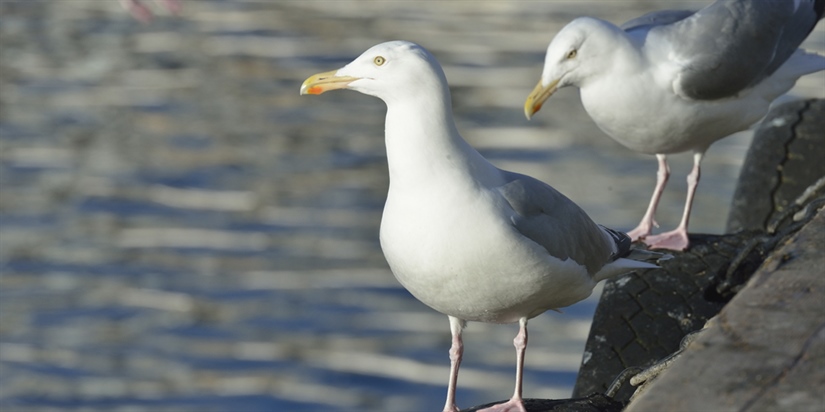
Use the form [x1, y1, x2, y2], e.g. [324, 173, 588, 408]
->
[496, 171, 624, 276]
[651, 0, 824, 100]
[620, 9, 695, 32]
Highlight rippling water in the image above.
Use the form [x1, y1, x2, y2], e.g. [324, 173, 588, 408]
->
[1, 1, 823, 411]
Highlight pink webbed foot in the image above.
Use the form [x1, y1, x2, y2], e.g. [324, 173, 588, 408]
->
[642, 228, 689, 251]
[478, 397, 527, 412]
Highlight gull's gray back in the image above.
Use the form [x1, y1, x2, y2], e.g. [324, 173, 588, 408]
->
[620, 9, 695, 32]
[639, 0, 824, 100]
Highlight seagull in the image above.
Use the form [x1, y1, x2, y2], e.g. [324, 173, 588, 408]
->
[524, 0, 825, 251]
[301, 41, 658, 412]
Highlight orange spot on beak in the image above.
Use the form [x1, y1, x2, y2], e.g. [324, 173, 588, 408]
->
[307, 86, 323, 95]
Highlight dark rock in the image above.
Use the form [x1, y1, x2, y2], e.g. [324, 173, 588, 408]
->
[462, 393, 623, 412]
[727, 99, 825, 233]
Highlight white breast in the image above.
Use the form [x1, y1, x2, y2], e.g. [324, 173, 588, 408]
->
[379, 182, 596, 323]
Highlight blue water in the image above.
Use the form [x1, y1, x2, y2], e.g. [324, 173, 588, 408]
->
[4, 1, 820, 411]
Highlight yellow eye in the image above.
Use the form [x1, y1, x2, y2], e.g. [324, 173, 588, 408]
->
[374, 56, 386, 66]
[566, 49, 577, 60]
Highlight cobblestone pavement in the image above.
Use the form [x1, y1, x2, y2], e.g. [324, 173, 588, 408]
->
[1, 1, 823, 411]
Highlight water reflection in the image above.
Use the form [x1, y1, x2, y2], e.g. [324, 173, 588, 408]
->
[1, 1, 823, 411]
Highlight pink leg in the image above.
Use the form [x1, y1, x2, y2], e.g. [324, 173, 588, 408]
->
[479, 318, 528, 412]
[120, 0, 181, 23]
[443, 316, 465, 412]
[120, 0, 153, 22]
[159, 0, 182, 14]
[644, 152, 703, 251]
[627, 154, 669, 241]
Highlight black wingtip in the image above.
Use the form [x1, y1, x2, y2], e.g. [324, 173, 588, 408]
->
[816, 0, 825, 20]
[599, 225, 632, 258]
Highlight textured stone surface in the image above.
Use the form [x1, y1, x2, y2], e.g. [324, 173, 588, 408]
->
[625, 209, 825, 412]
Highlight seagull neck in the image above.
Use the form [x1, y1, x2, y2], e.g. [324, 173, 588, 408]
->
[383, 96, 492, 188]
[583, 23, 645, 84]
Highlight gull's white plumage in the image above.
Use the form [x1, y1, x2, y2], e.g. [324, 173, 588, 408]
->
[526, 0, 825, 251]
[301, 41, 656, 412]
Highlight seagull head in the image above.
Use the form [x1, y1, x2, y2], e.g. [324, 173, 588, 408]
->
[524, 17, 616, 120]
[300, 41, 449, 104]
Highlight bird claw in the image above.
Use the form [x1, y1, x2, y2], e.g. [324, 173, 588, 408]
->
[627, 226, 649, 242]
[627, 217, 661, 241]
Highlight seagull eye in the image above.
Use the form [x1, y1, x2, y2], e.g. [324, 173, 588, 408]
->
[374, 56, 386, 66]
[566, 49, 577, 60]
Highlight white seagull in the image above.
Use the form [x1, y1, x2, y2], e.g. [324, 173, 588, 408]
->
[525, 0, 825, 251]
[301, 41, 658, 412]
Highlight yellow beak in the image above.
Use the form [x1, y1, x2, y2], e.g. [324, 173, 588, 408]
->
[300, 70, 360, 95]
[523, 78, 559, 120]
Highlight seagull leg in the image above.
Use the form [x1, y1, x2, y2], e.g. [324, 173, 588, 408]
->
[627, 154, 669, 241]
[158, 0, 182, 14]
[120, 0, 181, 22]
[644, 152, 703, 251]
[443, 316, 465, 412]
[480, 317, 528, 412]
[120, 0, 153, 22]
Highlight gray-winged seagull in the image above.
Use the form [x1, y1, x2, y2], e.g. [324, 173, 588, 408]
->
[301, 41, 658, 412]
[525, 0, 825, 250]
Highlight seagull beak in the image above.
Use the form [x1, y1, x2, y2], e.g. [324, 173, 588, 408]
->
[524, 78, 559, 120]
[300, 70, 360, 95]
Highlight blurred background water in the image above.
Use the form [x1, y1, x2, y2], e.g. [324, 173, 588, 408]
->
[0, 1, 823, 411]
